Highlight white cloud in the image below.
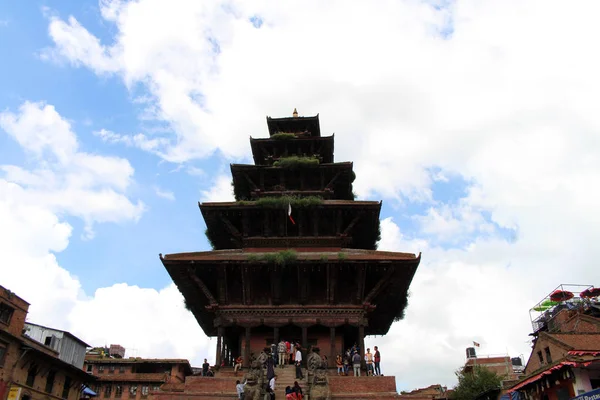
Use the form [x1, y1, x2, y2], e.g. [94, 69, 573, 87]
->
[200, 174, 234, 202]
[40, 0, 600, 391]
[154, 185, 176, 201]
[94, 128, 170, 156]
[0, 101, 213, 367]
[1, 102, 145, 237]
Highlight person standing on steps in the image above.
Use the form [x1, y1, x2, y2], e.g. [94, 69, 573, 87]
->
[236, 379, 245, 400]
[352, 351, 361, 377]
[295, 345, 304, 379]
[278, 339, 287, 369]
[365, 348, 374, 376]
[266, 348, 276, 381]
[264, 375, 276, 400]
[271, 342, 278, 366]
[202, 358, 209, 376]
[336, 353, 343, 375]
[374, 346, 381, 376]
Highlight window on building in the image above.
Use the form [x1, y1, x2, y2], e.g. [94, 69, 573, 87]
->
[119, 366, 125, 373]
[0, 303, 14, 325]
[129, 385, 137, 398]
[62, 376, 71, 399]
[86, 365, 93, 373]
[151, 386, 160, 392]
[109, 365, 115, 374]
[0, 343, 7, 367]
[98, 365, 105, 373]
[104, 385, 112, 398]
[537, 351, 544, 364]
[45, 370, 56, 394]
[141, 386, 148, 398]
[26, 365, 37, 387]
[44, 336, 53, 346]
[545, 347, 552, 363]
[115, 385, 122, 398]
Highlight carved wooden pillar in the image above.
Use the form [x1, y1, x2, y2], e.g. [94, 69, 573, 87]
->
[300, 170, 305, 190]
[274, 327, 280, 345]
[336, 209, 343, 235]
[302, 326, 308, 356]
[221, 335, 227, 366]
[330, 327, 336, 368]
[216, 326, 223, 367]
[244, 326, 251, 368]
[359, 324, 366, 371]
[312, 210, 319, 237]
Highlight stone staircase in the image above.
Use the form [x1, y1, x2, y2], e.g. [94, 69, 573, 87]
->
[273, 364, 307, 399]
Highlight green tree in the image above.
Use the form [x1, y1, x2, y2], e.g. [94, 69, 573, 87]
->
[451, 366, 503, 400]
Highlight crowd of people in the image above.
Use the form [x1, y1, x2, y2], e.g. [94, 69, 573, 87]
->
[233, 342, 383, 399]
[335, 344, 382, 377]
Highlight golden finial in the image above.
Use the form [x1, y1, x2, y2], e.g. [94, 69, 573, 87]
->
[293, 108, 298, 118]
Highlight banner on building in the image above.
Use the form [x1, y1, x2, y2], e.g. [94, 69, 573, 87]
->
[571, 388, 600, 400]
[7, 386, 22, 400]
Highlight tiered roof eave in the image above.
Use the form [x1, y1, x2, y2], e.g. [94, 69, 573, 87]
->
[161, 248, 421, 262]
[249, 134, 334, 165]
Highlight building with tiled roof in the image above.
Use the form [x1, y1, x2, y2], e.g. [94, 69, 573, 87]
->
[84, 349, 193, 400]
[0, 285, 94, 400]
[509, 285, 600, 400]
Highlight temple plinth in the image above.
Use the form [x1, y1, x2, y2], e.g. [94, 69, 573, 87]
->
[159, 110, 420, 399]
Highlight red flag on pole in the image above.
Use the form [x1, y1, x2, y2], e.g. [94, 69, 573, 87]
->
[288, 203, 295, 225]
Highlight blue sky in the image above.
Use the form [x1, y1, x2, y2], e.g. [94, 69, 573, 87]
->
[0, 0, 473, 293]
[2, 0, 600, 392]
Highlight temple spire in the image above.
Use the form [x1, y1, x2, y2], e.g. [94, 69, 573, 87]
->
[293, 108, 298, 118]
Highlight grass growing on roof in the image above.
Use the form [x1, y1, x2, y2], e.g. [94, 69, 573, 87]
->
[337, 252, 347, 261]
[273, 156, 319, 169]
[238, 195, 323, 208]
[205, 228, 218, 250]
[246, 250, 298, 265]
[271, 132, 297, 140]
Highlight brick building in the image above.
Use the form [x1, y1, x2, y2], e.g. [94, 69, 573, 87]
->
[508, 285, 600, 400]
[464, 354, 523, 383]
[83, 353, 192, 400]
[398, 384, 450, 400]
[0, 285, 93, 400]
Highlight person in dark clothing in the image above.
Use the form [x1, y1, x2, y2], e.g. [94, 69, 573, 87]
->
[294, 346, 304, 380]
[265, 351, 276, 381]
[202, 359, 209, 376]
[292, 381, 303, 399]
[374, 346, 381, 376]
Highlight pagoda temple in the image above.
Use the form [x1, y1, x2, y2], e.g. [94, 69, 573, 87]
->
[159, 110, 421, 399]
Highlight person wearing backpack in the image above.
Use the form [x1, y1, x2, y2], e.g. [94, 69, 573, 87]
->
[277, 339, 287, 368]
[352, 351, 361, 376]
